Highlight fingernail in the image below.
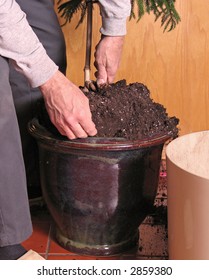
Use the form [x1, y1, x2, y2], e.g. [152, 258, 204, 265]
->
[97, 78, 105, 85]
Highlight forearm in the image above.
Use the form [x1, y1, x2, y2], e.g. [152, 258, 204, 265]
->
[0, 0, 58, 87]
[98, 0, 131, 36]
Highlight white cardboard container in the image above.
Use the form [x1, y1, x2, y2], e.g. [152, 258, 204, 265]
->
[166, 131, 209, 259]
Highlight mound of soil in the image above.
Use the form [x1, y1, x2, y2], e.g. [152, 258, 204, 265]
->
[83, 80, 179, 140]
[39, 80, 179, 141]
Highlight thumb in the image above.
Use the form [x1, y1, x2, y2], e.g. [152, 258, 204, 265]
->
[96, 65, 107, 86]
[96, 78, 106, 86]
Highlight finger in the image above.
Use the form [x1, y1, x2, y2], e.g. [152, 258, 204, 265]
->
[79, 119, 97, 137]
[97, 78, 106, 86]
[85, 80, 97, 92]
[56, 127, 66, 136]
[94, 64, 107, 85]
[66, 122, 88, 139]
[49, 116, 80, 140]
[64, 129, 77, 140]
[107, 75, 115, 84]
[86, 126, 97, 137]
[54, 119, 97, 140]
[54, 124, 77, 140]
[106, 65, 117, 84]
[48, 118, 67, 136]
[89, 81, 97, 91]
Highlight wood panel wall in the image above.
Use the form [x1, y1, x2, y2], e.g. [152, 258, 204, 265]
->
[55, 1, 209, 136]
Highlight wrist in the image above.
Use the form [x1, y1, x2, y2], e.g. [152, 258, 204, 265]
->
[100, 17, 128, 36]
[39, 70, 61, 95]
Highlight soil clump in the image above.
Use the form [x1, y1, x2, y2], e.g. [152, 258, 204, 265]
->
[39, 80, 179, 140]
[83, 80, 179, 140]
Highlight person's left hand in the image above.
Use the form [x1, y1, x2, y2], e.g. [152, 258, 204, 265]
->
[39, 70, 97, 139]
[94, 35, 124, 86]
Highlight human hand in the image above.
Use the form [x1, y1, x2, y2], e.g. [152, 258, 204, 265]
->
[39, 70, 97, 139]
[94, 35, 124, 86]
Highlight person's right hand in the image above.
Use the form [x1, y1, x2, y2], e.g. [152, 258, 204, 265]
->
[39, 70, 97, 139]
[94, 35, 124, 86]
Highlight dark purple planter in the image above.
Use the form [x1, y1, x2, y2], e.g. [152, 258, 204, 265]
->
[29, 118, 170, 256]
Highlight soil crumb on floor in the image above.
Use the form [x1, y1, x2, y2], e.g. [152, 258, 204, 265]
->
[83, 80, 179, 140]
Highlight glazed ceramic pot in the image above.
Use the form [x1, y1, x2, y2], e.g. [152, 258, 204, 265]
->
[29, 118, 170, 256]
[166, 131, 209, 260]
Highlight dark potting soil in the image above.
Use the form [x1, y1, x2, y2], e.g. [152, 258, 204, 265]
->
[83, 80, 179, 140]
[39, 80, 179, 141]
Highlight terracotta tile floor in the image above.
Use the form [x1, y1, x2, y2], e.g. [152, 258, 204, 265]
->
[22, 160, 168, 260]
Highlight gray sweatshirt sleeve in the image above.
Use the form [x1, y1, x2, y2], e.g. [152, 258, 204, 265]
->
[0, 0, 58, 88]
[98, 0, 131, 36]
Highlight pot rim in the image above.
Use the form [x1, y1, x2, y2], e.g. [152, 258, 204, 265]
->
[28, 118, 172, 151]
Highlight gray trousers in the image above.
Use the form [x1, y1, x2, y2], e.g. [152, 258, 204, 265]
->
[0, 0, 66, 246]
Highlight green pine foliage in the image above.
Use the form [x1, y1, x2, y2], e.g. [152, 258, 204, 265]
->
[131, 0, 181, 31]
[57, 0, 180, 32]
[57, 0, 88, 28]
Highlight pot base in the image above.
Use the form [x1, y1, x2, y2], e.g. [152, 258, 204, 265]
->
[55, 227, 139, 256]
